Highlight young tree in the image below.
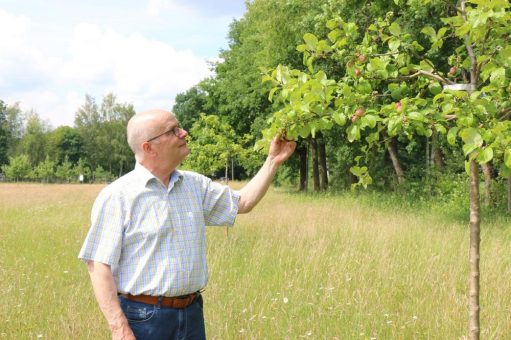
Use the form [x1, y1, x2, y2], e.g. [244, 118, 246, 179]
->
[34, 155, 56, 183]
[263, 1, 511, 338]
[2, 154, 32, 181]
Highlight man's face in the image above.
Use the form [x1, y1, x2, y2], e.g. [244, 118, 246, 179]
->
[148, 115, 190, 166]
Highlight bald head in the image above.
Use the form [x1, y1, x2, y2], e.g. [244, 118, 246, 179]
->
[127, 109, 176, 159]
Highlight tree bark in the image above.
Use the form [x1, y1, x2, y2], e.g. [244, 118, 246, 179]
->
[318, 135, 328, 191]
[386, 137, 405, 184]
[231, 158, 235, 181]
[432, 129, 445, 168]
[299, 143, 308, 191]
[310, 137, 320, 191]
[481, 163, 492, 207]
[225, 159, 228, 183]
[469, 159, 481, 340]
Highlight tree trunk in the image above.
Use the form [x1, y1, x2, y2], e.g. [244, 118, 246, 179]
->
[426, 136, 430, 168]
[310, 137, 320, 191]
[225, 159, 228, 183]
[231, 158, 234, 181]
[386, 137, 405, 184]
[299, 144, 308, 192]
[481, 163, 492, 207]
[347, 169, 357, 187]
[468, 160, 481, 340]
[432, 129, 445, 168]
[318, 135, 328, 191]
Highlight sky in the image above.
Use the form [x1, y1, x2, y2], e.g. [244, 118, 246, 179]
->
[0, 0, 247, 128]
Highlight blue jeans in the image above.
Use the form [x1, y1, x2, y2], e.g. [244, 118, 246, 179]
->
[119, 294, 206, 340]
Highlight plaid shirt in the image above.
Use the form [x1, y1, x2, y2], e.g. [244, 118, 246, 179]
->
[78, 163, 240, 297]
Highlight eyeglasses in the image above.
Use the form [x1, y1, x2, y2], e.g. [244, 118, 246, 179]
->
[146, 124, 183, 143]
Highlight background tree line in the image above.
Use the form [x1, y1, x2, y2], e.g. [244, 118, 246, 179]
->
[172, 0, 509, 210]
[0, 94, 135, 183]
[1, 0, 509, 211]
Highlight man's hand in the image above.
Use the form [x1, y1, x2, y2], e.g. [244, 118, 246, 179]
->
[237, 135, 296, 213]
[111, 323, 136, 340]
[268, 136, 296, 166]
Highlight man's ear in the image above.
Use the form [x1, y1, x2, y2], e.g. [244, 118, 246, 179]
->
[141, 141, 154, 155]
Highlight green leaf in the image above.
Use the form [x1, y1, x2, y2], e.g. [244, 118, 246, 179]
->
[388, 38, 401, 51]
[477, 147, 493, 163]
[333, 112, 347, 126]
[505, 148, 511, 168]
[437, 27, 448, 39]
[435, 124, 447, 134]
[408, 111, 425, 122]
[347, 124, 360, 142]
[460, 128, 483, 148]
[463, 144, 478, 156]
[500, 163, 511, 178]
[326, 19, 338, 30]
[303, 33, 318, 49]
[447, 127, 459, 145]
[389, 22, 401, 36]
[421, 26, 436, 39]
[327, 29, 342, 43]
[428, 82, 442, 95]
[361, 114, 378, 128]
[350, 166, 363, 177]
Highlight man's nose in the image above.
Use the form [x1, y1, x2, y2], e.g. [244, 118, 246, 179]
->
[179, 128, 188, 138]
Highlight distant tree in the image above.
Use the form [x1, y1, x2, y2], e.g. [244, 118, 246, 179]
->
[0, 100, 9, 166]
[16, 110, 50, 166]
[47, 126, 84, 165]
[93, 165, 112, 183]
[2, 154, 32, 181]
[184, 114, 243, 180]
[4, 102, 24, 158]
[173, 85, 210, 131]
[55, 157, 73, 183]
[72, 158, 92, 183]
[34, 155, 56, 183]
[74, 93, 135, 177]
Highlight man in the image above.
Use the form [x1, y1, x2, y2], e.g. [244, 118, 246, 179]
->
[78, 109, 296, 340]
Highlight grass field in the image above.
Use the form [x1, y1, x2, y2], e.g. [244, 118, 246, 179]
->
[1, 182, 510, 339]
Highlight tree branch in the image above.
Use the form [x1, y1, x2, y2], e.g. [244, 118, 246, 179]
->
[397, 70, 454, 84]
[461, 0, 479, 85]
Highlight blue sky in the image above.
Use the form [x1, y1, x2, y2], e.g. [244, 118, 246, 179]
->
[0, 0, 246, 127]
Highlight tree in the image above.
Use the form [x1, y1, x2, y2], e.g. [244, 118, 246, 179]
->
[74, 93, 135, 176]
[0, 100, 9, 166]
[55, 157, 73, 183]
[2, 154, 32, 181]
[34, 155, 56, 183]
[47, 126, 84, 165]
[184, 114, 243, 180]
[263, 0, 511, 338]
[16, 110, 50, 166]
[173, 85, 210, 131]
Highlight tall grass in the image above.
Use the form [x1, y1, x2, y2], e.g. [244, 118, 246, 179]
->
[0, 183, 510, 339]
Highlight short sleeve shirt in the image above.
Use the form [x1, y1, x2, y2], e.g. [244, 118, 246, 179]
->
[78, 164, 240, 297]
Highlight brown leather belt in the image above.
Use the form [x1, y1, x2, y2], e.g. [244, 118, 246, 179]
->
[121, 292, 199, 309]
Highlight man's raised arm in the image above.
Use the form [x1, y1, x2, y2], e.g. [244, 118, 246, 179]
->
[238, 136, 296, 214]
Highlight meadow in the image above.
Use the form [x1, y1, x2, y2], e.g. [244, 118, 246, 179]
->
[0, 183, 510, 339]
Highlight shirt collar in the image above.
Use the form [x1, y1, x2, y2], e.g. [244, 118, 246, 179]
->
[134, 163, 184, 188]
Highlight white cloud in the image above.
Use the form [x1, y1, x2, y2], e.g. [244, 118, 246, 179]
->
[1, 9, 213, 127]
